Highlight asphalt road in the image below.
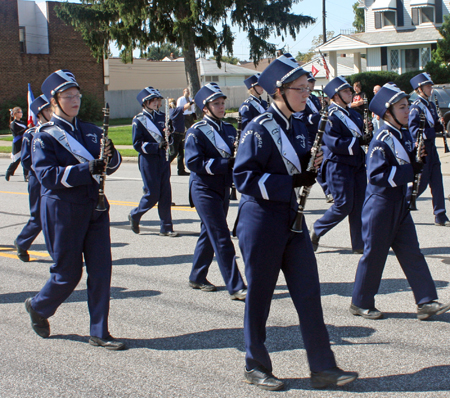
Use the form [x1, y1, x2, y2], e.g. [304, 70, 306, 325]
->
[1, 156, 450, 397]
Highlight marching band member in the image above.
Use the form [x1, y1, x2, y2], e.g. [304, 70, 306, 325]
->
[351, 83, 450, 320]
[128, 87, 177, 237]
[234, 54, 358, 391]
[311, 76, 371, 254]
[184, 83, 246, 300]
[239, 73, 268, 130]
[168, 97, 191, 176]
[14, 95, 52, 262]
[5, 107, 28, 181]
[25, 69, 125, 349]
[408, 73, 449, 226]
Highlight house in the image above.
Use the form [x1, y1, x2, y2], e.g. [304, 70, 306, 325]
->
[314, 0, 448, 78]
[0, 0, 104, 108]
[198, 58, 254, 86]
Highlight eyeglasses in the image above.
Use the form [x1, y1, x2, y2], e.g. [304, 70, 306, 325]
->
[60, 94, 83, 101]
[285, 87, 311, 94]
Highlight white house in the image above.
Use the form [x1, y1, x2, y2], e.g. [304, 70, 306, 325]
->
[198, 58, 254, 86]
[315, 0, 448, 78]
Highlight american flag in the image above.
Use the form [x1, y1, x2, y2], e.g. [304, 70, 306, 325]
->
[319, 50, 330, 80]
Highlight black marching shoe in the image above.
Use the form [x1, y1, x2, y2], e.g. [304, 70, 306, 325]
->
[244, 366, 285, 391]
[352, 249, 364, 255]
[349, 303, 383, 319]
[14, 239, 30, 262]
[188, 280, 217, 292]
[311, 229, 320, 252]
[5, 171, 11, 181]
[178, 170, 190, 176]
[435, 220, 450, 227]
[417, 301, 450, 320]
[128, 214, 140, 234]
[325, 194, 334, 203]
[25, 298, 50, 338]
[89, 335, 126, 350]
[159, 231, 179, 237]
[311, 366, 358, 389]
[230, 288, 247, 301]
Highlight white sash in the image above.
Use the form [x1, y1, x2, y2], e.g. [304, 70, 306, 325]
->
[307, 98, 319, 114]
[43, 125, 100, 183]
[248, 97, 266, 114]
[333, 109, 362, 137]
[415, 101, 435, 128]
[380, 128, 410, 165]
[261, 116, 301, 175]
[197, 123, 232, 158]
[144, 116, 164, 143]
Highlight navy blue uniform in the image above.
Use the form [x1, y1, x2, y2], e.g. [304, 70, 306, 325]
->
[313, 103, 366, 251]
[130, 109, 174, 233]
[296, 94, 323, 147]
[169, 106, 188, 174]
[16, 126, 42, 251]
[6, 119, 28, 178]
[352, 123, 438, 308]
[30, 114, 122, 338]
[184, 115, 245, 294]
[408, 96, 448, 224]
[239, 95, 268, 130]
[234, 104, 336, 373]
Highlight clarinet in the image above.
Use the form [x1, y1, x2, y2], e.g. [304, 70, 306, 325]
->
[230, 114, 242, 201]
[165, 99, 170, 161]
[96, 103, 110, 212]
[363, 93, 372, 151]
[433, 96, 449, 153]
[291, 111, 328, 233]
[409, 113, 426, 211]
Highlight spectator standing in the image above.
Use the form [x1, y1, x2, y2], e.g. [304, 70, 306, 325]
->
[177, 88, 196, 131]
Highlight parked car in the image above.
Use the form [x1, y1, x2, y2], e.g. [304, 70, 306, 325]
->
[409, 85, 450, 137]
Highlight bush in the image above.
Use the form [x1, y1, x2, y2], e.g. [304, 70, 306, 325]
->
[424, 61, 450, 84]
[78, 92, 103, 122]
[0, 97, 28, 132]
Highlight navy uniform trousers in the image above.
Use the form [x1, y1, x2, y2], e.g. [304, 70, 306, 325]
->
[131, 154, 173, 233]
[314, 161, 366, 251]
[234, 105, 336, 373]
[189, 181, 245, 294]
[16, 128, 41, 250]
[352, 126, 437, 308]
[236, 206, 336, 373]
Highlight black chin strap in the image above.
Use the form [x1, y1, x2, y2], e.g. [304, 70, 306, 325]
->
[55, 98, 70, 118]
[419, 87, 429, 100]
[337, 92, 349, 107]
[390, 109, 404, 128]
[280, 90, 296, 114]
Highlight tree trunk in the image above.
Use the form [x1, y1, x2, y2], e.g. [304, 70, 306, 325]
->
[182, 36, 201, 118]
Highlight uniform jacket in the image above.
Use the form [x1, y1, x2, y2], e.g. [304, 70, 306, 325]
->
[322, 103, 365, 167]
[185, 115, 236, 192]
[169, 106, 186, 133]
[408, 96, 443, 142]
[233, 103, 310, 211]
[365, 122, 415, 201]
[32, 115, 121, 204]
[296, 94, 323, 147]
[21, 126, 38, 172]
[132, 109, 169, 158]
[239, 95, 269, 130]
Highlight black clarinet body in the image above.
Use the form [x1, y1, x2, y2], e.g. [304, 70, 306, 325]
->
[230, 114, 242, 201]
[363, 93, 372, 151]
[96, 103, 110, 212]
[409, 113, 426, 211]
[291, 111, 328, 233]
[433, 96, 449, 153]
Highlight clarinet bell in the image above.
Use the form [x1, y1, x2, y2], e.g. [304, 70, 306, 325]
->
[290, 213, 304, 233]
[409, 197, 418, 211]
[230, 187, 237, 201]
[96, 194, 107, 211]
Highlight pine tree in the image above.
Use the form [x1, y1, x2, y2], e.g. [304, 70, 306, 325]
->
[55, 0, 315, 98]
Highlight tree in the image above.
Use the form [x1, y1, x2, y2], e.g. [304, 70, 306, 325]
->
[146, 44, 182, 60]
[352, 2, 365, 33]
[295, 51, 314, 63]
[55, 0, 315, 100]
[209, 55, 240, 65]
[432, 14, 450, 65]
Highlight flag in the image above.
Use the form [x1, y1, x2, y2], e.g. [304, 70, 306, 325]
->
[311, 64, 319, 77]
[319, 50, 330, 80]
[27, 83, 36, 128]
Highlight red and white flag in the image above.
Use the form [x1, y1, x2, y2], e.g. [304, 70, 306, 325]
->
[27, 83, 37, 128]
[311, 64, 319, 77]
[319, 50, 330, 80]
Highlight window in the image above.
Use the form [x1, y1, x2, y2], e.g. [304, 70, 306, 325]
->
[404, 49, 420, 72]
[390, 49, 399, 73]
[412, 7, 435, 25]
[375, 11, 396, 29]
[421, 47, 431, 66]
[205, 76, 219, 82]
[19, 27, 26, 53]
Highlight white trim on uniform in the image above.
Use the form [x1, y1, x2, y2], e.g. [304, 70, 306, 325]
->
[61, 165, 74, 188]
[348, 137, 356, 155]
[258, 173, 270, 200]
[205, 159, 215, 175]
[388, 166, 397, 187]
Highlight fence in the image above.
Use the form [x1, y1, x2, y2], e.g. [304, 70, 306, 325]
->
[105, 86, 249, 120]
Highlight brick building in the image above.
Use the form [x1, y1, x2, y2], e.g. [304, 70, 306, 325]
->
[0, 0, 104, 121]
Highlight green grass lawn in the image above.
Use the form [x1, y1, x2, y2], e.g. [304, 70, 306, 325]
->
[118, 148, 138, 157]
[0, 147, 11, 153]
[108, 126, 132, 145]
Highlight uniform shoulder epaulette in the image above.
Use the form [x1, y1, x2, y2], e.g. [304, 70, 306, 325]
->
[292, 113, 302, 120]
[36, 121, 54, 132]
[192, 120, 207, 129]
[412, 98, 422, 106]
[376, 129, 390, 141]
[255, 112, 272, 125]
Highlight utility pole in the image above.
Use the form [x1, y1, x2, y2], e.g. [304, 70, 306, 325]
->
[323, 0, 327, 44]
